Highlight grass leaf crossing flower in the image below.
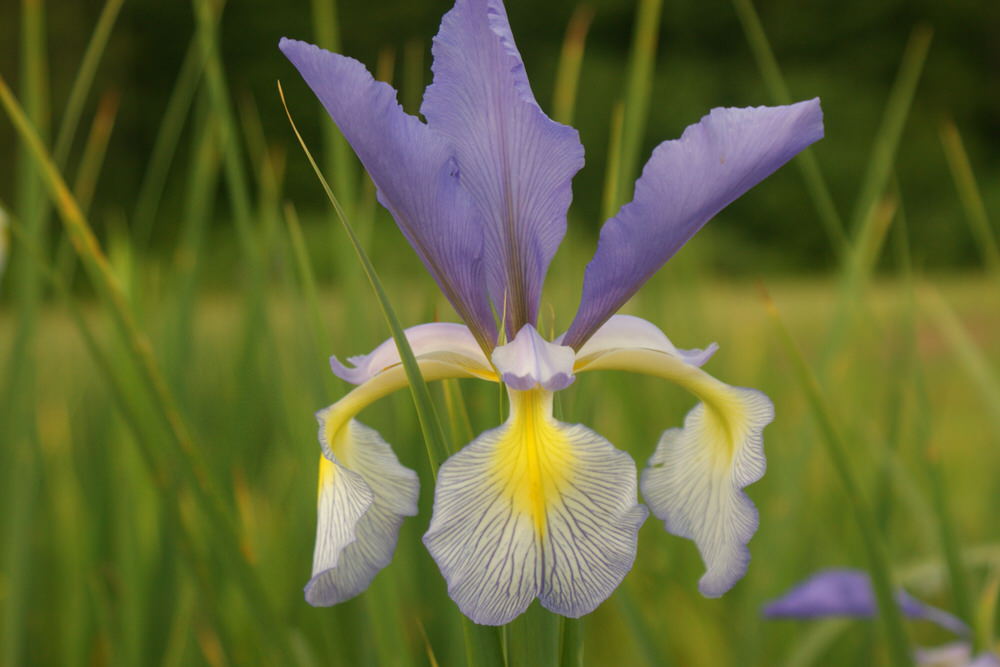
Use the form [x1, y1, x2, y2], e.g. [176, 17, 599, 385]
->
[281, 0, 823, 625]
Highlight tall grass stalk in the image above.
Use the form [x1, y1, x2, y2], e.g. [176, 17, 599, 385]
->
[2, 2, 49, 663]
[132, 0, 225, 248]
[921, 287, 1000, 434]
[280, 81, 507, 666]
[939, 119, 1000, 281]
[847, 26, 932, 238]
[730, 0, 846, 253]
[552, 6, 594, 126]
[51, 0, 124, 166]
[309, 0, 357, 219]
[762, 288, 913, 667]
[821, 26, 931, 366]
[615, 0, 662, 210]
[0, 75, 296, 662]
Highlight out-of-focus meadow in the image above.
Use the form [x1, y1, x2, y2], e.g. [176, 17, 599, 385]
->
[1, 0, 998, 665]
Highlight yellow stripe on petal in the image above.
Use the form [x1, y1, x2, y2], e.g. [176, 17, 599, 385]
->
[305, 324, 498, 607]
[577, 344, 772, 597]
[318, 356, 497, 462]
[493, 390, 575, 538]
[306, 421, 420, 606]
[424, 388, 647, 625]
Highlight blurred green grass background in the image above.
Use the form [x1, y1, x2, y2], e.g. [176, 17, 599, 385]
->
[1, 0, 999, 664]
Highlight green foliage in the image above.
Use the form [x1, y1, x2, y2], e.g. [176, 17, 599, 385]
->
[2, 0, 999, 665]
[2, 0, 999, 267]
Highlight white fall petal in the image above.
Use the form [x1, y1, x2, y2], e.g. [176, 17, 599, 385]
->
[424, 388, 647, 625]
[574, 315, 773, 597]
[306, 323, 498, 605]
[641, 385, 772, 596]
[305, 420, 419, 605]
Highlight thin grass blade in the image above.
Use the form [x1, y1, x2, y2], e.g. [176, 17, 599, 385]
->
[939, 119, 1000, 280]
[730, 0, 846, 252]
[552, 6, 594, 126]
[761, 286, 913, 667]
[920, 286, 1000, 434]
[615, 0, 663, 210]
[279, 78, 505, 667]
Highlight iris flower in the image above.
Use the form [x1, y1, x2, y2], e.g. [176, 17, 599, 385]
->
[765, 569, 1000, 667]
[280, 0, 822, 625]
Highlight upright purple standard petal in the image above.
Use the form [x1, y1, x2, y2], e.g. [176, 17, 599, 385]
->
[763, 569, 970, 636]
[563, 100, 824, 349]
[280, 39, 497, 347]
[422, 0, 585, 336]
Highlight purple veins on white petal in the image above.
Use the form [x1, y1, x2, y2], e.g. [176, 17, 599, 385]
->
[423, 390, 647, 625]
[305, 421, 419, 606]
[641, 386, 773, 598]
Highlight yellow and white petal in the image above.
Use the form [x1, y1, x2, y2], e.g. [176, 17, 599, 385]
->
[305, 420, 419, 606]
[573, 314, 717, 368]
[306, 327, 498, 606]
[331, 322, 490, 385]
[423, 389, 647, 625]
[491, 324, 576, 391]
[576, 330, 773, 598]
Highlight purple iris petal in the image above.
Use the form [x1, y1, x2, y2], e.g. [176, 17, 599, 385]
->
[763, 569, 970, 636]
[562, 100, 824, 349]
[422, 0, 585, 336]
[279, 39, 497, 346]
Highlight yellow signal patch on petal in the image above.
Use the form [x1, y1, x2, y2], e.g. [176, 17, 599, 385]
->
[490, 390, 575, 538]
[576, 343, 772, 597]
[424, 387, 647, 625]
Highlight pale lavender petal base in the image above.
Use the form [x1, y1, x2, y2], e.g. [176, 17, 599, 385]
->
[330, 322, 488, 385]
[564, 100, 824, 348]
[570, 314, 718, 368]
[491, 324, 576, 391]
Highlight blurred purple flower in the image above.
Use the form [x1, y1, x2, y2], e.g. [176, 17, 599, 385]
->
[764, 569, 968, 635]
[764, 569, 1000, 666]
[280, 0, 823, 624]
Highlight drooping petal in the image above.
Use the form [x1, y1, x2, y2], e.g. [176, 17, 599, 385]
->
[331, 322, 489, 385]
[305, 455, 374, 605]
[563, 100, 824, 348]
[763, 569, 970, 636]
[424, 389, 647, 625]
[571, 314, 718, 368]
[491, 324, 576, 391]
[422, 0, 585, 334]
[305, 327, 499, 604]
[576, 341, 773, 597]
[279, 39, 496, 346]
[305, 420, 419, 605]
